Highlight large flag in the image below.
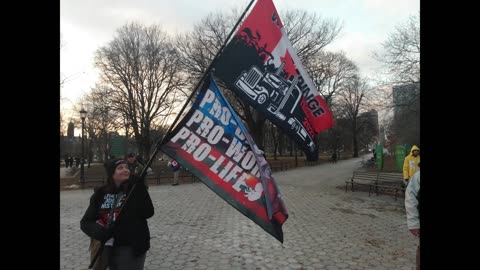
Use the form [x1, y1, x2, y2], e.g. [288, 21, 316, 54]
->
[160, 76, 288, 242]
[213, 0, 334, 161]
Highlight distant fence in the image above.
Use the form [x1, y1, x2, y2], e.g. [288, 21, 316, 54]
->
[61, 155, 351, 190]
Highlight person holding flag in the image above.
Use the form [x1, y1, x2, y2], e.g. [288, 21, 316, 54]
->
[80, 159, 154, 270]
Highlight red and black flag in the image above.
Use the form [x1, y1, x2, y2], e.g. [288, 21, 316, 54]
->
[160, 76, 288, 242]
[213, 0, 334, 161]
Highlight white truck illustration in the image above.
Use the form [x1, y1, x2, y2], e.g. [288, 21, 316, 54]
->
[234, 62, 316, 151]
[235, 62, 300, 121]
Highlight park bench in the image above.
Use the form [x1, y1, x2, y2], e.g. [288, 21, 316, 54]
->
[345, 171, 405, 200]
[269, 161, 293, 172]
[85, 177, 105, 183]
[375, 173, 406, 200]
[345, 171, 377, 195]
[80, 177, 106, 189]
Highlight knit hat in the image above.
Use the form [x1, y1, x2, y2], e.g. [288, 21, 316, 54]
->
[104, 158, 127, 180]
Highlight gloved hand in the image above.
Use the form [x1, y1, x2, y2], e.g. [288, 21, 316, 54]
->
[93, 224, 114, 242]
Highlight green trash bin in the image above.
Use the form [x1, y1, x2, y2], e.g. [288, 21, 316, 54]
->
[395, 145, 407, 172]
[375, 145, 383, 170]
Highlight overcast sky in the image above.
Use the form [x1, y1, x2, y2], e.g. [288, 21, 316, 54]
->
[61, 0, 419, 121]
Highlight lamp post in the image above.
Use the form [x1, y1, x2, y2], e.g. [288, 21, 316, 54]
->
[80, 108, 87, 186]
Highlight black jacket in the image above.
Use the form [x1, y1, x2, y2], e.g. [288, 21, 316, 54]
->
[80, 178, 154, 256]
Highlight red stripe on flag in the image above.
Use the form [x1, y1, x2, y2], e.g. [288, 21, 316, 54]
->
[239, 0, 283, 64]
[301, 96, 334, 134]
[171, 142, 272, 224]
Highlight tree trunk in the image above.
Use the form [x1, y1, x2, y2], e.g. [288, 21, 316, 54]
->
[104, 133, 110, 160]
[352, 121, 359, 157]
[144, 136, 152, 162]
[294, 144, 298, 167]
[273, 143, 278, 160]
[278, 131, 284, 157]
[250, 110, 266, 150]
[124, 124, 129, 155]
[289, 139, 293, 156]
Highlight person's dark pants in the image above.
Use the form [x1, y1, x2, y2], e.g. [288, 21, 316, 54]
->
[173, 170, 180, 185]
[109, 246, 146, 270]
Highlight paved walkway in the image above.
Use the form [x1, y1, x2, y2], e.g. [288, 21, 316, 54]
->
[60, 156, 417, 269]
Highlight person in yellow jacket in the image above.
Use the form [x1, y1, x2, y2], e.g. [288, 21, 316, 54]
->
[403, 145, 420, 185]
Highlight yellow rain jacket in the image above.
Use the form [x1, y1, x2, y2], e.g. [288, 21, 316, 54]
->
[403, 145, 420, 181]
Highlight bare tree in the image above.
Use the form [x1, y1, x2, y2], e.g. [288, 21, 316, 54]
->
[177, 8, 342, 150]
[60, 33, 69, 137]
[306, 51, 357, 107]
[82, 84, 122, 161]
[382, 114, 399, 147]
[60, 112, 65, 137]
[373, 16, 420, 104]
[60, 32, 69, 91]
[306, 51, 358, 156]
[60, 33, 64, 87]
[371, 14, 420, 146]
[176, 10, 240, 86]
[336, 75, 373, 157]
[315, 101, 348, 156]
[367, 83, 419, 148]
[374, 14, 420, 85]
[390, 84, 420, 145]
[282, 10, 342, 64]
[371, 14, 420, 110]
[356, 112, 379, 151]
[174, 8, 254, 138]
[95, 22, 186, 158]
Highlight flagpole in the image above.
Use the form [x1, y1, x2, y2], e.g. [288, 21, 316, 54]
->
[88, 1, 256, 268]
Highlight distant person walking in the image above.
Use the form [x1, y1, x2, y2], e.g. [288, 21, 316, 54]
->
[331, 152, 337, 163]
[403, 145, 420, 186]
[168, 159, 181, 186]
[64, 154, 69, 168]
[68, 156, 74, 168]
